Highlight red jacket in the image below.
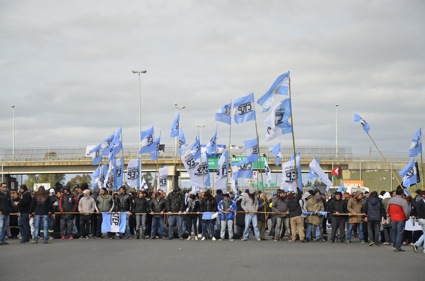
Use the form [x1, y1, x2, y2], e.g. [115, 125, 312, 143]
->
[387, 204, 406, 222]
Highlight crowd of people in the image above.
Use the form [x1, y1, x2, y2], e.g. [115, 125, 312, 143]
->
[0, 181, 424, 254]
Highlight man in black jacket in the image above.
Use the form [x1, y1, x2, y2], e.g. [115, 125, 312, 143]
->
[0, 183, 12, 245]
[328, 192, 347, 243]
[286, 192, 305, 242]
[364, 191, 386, 246]
[166, 186, 185, 240]
[16, 185, 32, 243]
[117, 186, 133, 239]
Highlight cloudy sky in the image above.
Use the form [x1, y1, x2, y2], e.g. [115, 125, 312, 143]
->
[1, 0, 424, 158]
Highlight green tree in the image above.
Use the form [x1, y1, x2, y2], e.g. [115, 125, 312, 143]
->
[24, 174, 65, 190]
[66, 174, 92, 188]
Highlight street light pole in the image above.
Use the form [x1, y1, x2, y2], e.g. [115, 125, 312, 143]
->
[132, 70, 147, 151]
[335, 104, 338, 159]
[12, 105, 15, 159]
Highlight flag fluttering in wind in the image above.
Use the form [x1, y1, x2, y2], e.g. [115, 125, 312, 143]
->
[331, 166, 343, 179]
[150, 134, 161, 160]
[257, 71, 290, 112]
[264, 159, 272, 185]
[215, 102, 232, 125]
[399, 159, 420, 188]
[308, 158, 320, 180]
[170, 112, 180, 137]
[309, 158, 333, 192]
[181, 142, 210, 188]
[270, 143, 283, 166]
[354, 113, 370, 133]
[244, 138, 259, 162]
[206, 126, 218, 154]
[215, 150, 228, 192]
[178, 128, 187, 155]
[265, 98, 292, 141]
[114, 158, 124, 190]
[232, 160, 253, 180]
[233, 93, 256, 124]
[140, 127, 156, 154]
[409, 128, 422, 157]
[126, 159, 140, 189]
[337, 181, 345, 193]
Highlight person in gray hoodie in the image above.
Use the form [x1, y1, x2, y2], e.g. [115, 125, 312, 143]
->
[241, 190, 261, 241]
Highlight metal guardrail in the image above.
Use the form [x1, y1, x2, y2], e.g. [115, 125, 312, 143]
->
[0, 145, 409, 163]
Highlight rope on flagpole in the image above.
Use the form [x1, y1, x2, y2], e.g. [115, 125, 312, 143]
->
[366, 132, 402, 188]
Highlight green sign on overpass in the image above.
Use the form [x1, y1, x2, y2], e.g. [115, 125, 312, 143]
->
[207, 155, 268, 169]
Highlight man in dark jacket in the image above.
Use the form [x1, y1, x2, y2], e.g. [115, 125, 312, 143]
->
[271, 190, 288, 241]
[286, 192, 304, 242]
[16, 185, 32, 243]
[166, 186, 185, 240]
[412, 190, 425, 253]
[0, 183, 13, 245]
[59, 186, 78, 240]
[149, 192, 166, 239]
[117, 186, 133, 239]
[329, 192, 347, 243]
[364, 191, 386, 246]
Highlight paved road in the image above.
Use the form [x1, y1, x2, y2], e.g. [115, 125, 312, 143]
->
[0, 238, 423, 281]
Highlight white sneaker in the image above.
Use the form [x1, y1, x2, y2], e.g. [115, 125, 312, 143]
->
[229, 239, 234, 241]
[241, 238, 248, 241]
[201, 237, 206, 241]
[198, 234, 202, 238]
[194, 236, 198, 241]
[219, 239, 223, 241]
[187, 236, 191, 241]
[212, 237, 216, 241]
[257, 238, 261, 241]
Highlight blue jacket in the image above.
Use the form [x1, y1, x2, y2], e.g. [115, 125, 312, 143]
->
[218, 199, 236, 221]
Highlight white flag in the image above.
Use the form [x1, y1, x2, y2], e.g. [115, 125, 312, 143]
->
[181, 142, 210, 187]
[215, 150, 228, 192]
[264, 159, 272, 185]
[140, 177, 148, 190]
[281, 159, 296, 192]
[309, 158, 332, 191]
[126, 159, 140, 189]
[158, 166, 168, 192]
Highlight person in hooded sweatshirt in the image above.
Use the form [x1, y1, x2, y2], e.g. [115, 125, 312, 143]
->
[381, 191, 392, 245]
[364, 191, 386, 246]
[387, 186, 410, 252]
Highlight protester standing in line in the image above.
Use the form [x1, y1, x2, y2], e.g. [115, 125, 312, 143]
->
[286, 191, 305, 242]
[29, 186, 55, 244]
[133, 190, 150, 239]
[149, 192, 166, 239]
[387, 187, 410, 252]
[347, 190, 365, 243]
[166, 186, 185, 240]
[328, 192, 347, 243]
[95, 188, 115, 239]
[78, 189, 96, 239]
[412, 190, 425, 253]
[364, 191, 386, 246]
[241, 190, 261, 241]
[218, 193, 236, 241]
[117, 186, 133, 239]
[16, 184, 32, 244]
[271, 190, 288, 241]
[0, 183, 12, 245]
[59, 186, 78, 240]
[185, 193, 200, 240]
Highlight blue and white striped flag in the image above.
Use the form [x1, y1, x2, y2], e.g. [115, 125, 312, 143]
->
[257, 71, 290, 112]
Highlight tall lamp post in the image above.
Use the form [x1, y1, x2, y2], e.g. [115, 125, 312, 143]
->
[335, 104, 338, 159]
[132, 70, 147, 151]
[12, 105, 15, 159]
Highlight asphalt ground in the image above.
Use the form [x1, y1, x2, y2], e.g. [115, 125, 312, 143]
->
[0, 237, 423, 281]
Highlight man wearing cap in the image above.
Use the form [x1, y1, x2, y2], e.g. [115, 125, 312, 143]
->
[166, 186, 185, 240]
[287, 191, 305, 242]
[271, 189, 288, 241]
[347, 190, 365, 243]
[59, 186, 78, 240]
[218, 193, 237, 241]
[329, 192, 347, 243]
[78, 189, 96, 239]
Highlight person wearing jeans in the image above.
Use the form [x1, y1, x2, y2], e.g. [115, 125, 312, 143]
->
[241, 191, 261, 241]
[387, 187, 410, 252]
[347, 190, 365, 243]
[0, 183, 12, 245]
[218, 193, 236, 241]
[29, 186, 55, 244]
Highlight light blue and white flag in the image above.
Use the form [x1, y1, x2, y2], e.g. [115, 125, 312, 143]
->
[281, 154, 302, 192]
[126, 159, 140, 189]
[87, 144, 102, 165]
[158, 166, 168, 192]
[206, 126, 218, 154]
[140, 127, 156, 154]
[354, 113, 370, 133]
[140, 177, 148, 191]
[244, 138, 259, 162]
[101, 212, 127, 233]
[114, 158, 124, 190]
[233, 93, 256, 124]
[399, 159, 420, 188]
[150, 134, 161, 160]
[257, 71, 290, 112]
[215, 102, 232, 125]
[308, 158, 320, 180]
[100, 134, 115, 156]
[170, 112, 180, 137]
[264, 159, 272, 185]
[309, 158, 332, 192]
[409, 128, 422, 158]
[181, 143, 210, 187]
[191, 134, 201, 160]
[91, 165, 101, 189]
[265, 98, 292, 141]
[231, 161, 253, 180]
[337, 181, 345, 193]
[215, 150, 228, 192]
[178, 128, 187, 155]
[270, 143, 282, 166]
[103, 161, 115, 190]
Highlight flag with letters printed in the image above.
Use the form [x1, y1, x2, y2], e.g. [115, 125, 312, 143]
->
[399, 159, 420, 188]
[265, 98, 292, 141]
[233, 93, 256, 124]
[215, 102, 232, 125]
[126, 159, 140, 188]
[101, 212, 127, 233]
[354, 113, 370, 133]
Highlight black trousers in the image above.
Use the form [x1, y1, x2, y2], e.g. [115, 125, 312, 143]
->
[330, 216, 346, 242]
[80, 215, 92, 238]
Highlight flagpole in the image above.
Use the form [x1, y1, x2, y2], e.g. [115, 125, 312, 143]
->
[253, 100, 264, 193]
[421, 151, 424, 189]
[228, 99, 233, 191]
[288, 77, 300, 194]
[366, 132, 402, 187]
